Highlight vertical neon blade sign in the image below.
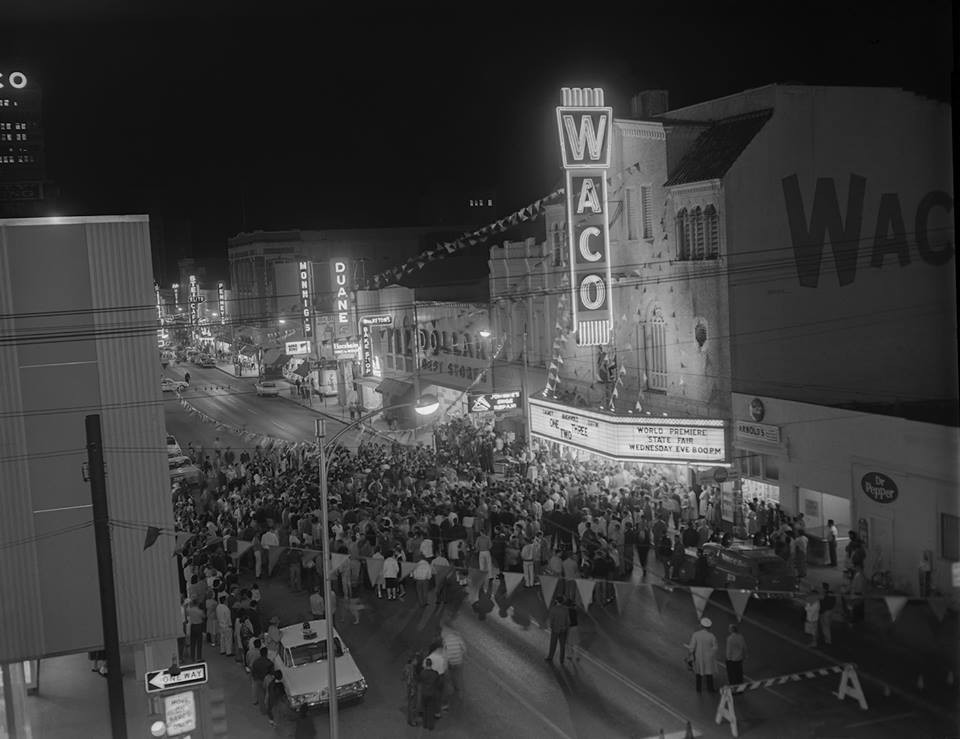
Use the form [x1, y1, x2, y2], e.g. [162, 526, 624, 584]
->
[556, 87, 613, 346]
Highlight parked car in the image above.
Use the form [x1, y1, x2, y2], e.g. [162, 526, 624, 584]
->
[166, 434, 182, 456]
[161, 377, 188, 393]
[673, 541, 797, 597]
[255, 381, 281, 397]
[168, 454, 203, 488]
[272, 620, 367, 710]
[200, 356, 216, 368]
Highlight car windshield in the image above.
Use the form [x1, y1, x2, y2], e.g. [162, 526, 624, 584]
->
[288, 637, 343, 666]
[168, 457, 189, 469]
[167, 436, 176, 444]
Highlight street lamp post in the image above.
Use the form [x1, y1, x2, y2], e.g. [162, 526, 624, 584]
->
[313, 395, 440, 739]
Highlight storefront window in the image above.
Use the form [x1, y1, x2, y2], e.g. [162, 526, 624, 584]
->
[763, 454, 780, 480]
[942, 513, 960, 561]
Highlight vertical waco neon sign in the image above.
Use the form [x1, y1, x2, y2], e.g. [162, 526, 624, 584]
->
[556, 86, 613, 346]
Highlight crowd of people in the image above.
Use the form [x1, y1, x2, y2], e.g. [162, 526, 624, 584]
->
[170, 413, 861, 727]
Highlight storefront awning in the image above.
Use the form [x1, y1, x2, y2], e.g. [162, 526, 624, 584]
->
[375, 377, 415, 397]
[293, 362, 311, 377]
[271, 353, 291, 367]
[239, 345, 258, 357]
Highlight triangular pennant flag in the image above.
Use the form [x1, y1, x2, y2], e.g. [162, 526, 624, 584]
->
[728, 589, 752, 622]
[651, 584, 670, 616]
[231, 540, 253, 562]
[433, 564, 452, 585]
[399, 560, 417, 580]
[575, 578, 596, 609]
[928, 597, 948, 622]
[365, 556, 384, 586]
[612, 581, 630, 615]
[143, 526, 161, 551]
[502, 572, 524, 599]
[175, 532, 196, 552]
[690, 586, 714, 620]
[267, 545, 286, 575]
[883, 595, 908, 623]
[539, 574, 559, 606]
[468, 567, 488, 593]
[329, 552, 350, 575]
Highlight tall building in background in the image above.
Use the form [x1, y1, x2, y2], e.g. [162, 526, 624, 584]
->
[0, 70, 51, 217]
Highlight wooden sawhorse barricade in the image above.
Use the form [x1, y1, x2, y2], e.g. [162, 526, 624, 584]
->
[715, 663, 868, 737]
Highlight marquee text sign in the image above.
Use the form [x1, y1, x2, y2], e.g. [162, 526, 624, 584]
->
[298, 261, 313, 338]
[217, 281, 226, 325]
[556, 87, 613, 346]
[529, 397, 726, 463]
[331, 259, 350, 324]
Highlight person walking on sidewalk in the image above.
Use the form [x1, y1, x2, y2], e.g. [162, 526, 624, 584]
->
[725, 624, 747, 685]
[521, 538, 537, 587]
[441, 625, 467, 701]
[413, 556, 433, 607]
[419, 658, 442, 731]
[685, 617, 718, 693]
[402, 652, 423, 727]
[186, 598, 206, 662]
[544, 595, 571, 663]
[216, 594, 233, 656]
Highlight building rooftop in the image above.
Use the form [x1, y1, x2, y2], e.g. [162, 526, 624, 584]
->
[664, 109, 773, 186]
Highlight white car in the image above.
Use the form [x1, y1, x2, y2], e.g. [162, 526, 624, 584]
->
[273, 620, 367, 710]
[166, 434, 182, 456]
[168, 454, 203, 488]
[161, 377, 188, 393]
[255, 381, 281, 397]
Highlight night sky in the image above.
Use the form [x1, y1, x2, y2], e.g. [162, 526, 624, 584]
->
[0, 1, 954, 264]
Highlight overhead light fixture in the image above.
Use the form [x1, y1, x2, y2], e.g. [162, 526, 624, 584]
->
[415, 393, 440, 416]
[479, 329, 491, 338]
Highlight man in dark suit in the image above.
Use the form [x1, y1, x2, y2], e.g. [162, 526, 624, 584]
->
[544, 596, 571, 663]
[419, 657, 442, 730]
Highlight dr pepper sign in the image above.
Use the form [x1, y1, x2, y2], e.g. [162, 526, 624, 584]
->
[557, 87, 613, 347]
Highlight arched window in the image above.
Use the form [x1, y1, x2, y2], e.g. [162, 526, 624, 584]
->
[677, 209, 690, 260]
[644, 306, 668, 392]
[704, 205, 719, 259]
[692, 206, 705, 260]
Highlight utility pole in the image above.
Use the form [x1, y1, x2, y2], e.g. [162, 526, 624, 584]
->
[315, 419, 339, 738]
[522, 328, 531, 449]
[85, 414, 127, 739]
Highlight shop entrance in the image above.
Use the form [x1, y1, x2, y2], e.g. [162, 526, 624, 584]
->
[799, 488, 851, 535]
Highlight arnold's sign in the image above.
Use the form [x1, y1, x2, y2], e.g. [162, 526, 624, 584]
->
[860, 471, 899, 504]
[557, 87, 613, 346]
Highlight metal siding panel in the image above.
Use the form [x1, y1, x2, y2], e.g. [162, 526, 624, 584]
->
[0, 225, 47, 661]
[85, 220, 183, 644]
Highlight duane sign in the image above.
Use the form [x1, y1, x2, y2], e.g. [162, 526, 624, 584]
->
[556, 86, 613, 347]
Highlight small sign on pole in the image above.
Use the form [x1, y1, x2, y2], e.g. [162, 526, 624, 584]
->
[144, 662, 208, 693]
[164, 690, 197, 736]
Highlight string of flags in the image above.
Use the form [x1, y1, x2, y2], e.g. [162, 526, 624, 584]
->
[365, 161, 646, 292]
[193, 538, 954, 626]
[543, 274, 572, 398]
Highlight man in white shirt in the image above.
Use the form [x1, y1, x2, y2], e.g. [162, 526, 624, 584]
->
[412, 557, 433, 607]
[216, 595, 233, 656]
[260, 527, 280, 576]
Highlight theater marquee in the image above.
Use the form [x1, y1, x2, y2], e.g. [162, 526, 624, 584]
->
[529, 397, 727, 464]
[557, 87, 613, 347]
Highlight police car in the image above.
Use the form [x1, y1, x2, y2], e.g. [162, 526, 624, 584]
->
[273, 620, 367, 710]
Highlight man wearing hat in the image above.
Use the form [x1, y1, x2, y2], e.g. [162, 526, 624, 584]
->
[685, 617, 718, 693]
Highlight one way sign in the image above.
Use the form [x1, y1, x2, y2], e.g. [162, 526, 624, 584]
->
[144, 662, 208, 693]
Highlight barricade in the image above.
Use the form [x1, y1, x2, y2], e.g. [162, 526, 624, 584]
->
[715, 663, 867, 737]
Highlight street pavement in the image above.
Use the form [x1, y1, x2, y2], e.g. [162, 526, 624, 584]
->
[157, 369, 960, 739]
